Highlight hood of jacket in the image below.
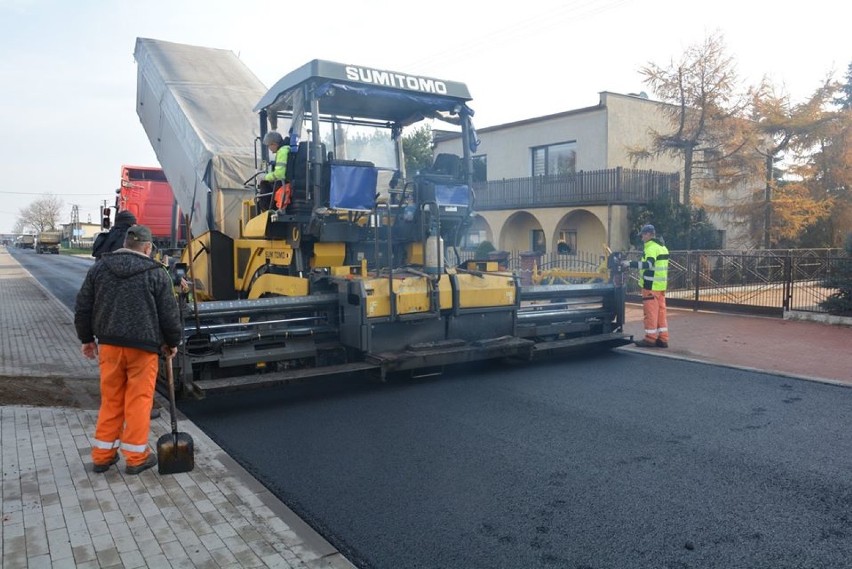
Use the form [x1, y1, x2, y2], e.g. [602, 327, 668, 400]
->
[99, 249, 160, 279]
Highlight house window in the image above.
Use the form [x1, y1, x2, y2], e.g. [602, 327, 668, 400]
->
[464, 230, 487, 250]
[531, 229, 546, 253]
[472, 155, 487, 182]
[532, 141, 576, 176]
[468, 232, 481, 246]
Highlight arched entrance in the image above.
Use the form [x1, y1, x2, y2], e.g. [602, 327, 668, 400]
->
[463, 214, 494, 250]
[553, 209, 607, 256]
[499, 211, 545, 253]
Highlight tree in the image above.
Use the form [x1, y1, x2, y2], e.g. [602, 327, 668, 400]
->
[789, 69, 852, 247]
[836, 62, 852, 110]
[630, 32, 747, 211]
[402, 125, 434, 178]
[735, 81, 837, 247]
[17, 195, 64, 234]
[628, 196, 721, 251]
[633, 36, 847, 250]
[818, 233, 852, 316]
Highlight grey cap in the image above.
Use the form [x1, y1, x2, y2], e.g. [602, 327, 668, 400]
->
[126, 224, 153, 243]
[639, 224, 656, 236]
[262, 131, 285, 146]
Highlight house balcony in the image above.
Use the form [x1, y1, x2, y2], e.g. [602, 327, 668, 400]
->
[471, 167, 679, 211]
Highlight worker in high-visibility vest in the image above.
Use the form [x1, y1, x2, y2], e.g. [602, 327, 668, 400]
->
[258, 131, 291, 211]
[623, 224, 670, 348]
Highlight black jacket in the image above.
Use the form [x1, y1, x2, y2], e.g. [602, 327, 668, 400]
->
[74, 250, 182, 353]
[92, 222, 133, 259]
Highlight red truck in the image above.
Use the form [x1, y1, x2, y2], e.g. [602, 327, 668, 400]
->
[113, 165, 183, 246]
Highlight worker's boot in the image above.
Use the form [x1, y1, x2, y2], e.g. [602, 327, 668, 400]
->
[634, 339, 657, 348]
[126, 453, 158, 475]
[655, 339, 668, 348]
[92, 454, 120, 474]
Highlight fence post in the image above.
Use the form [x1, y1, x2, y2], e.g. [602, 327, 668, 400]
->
[518, 251, 542, 286]
[783, 253, 793, 311]
[616, 166, 622, 201]
[693, 253, 701, 311]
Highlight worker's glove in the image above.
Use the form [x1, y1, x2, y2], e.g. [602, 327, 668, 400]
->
[620, 260, 631, 269]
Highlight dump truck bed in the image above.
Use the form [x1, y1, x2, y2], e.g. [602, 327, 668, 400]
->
[134, 38, 267, 238]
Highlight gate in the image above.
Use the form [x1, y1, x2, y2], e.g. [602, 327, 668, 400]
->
[624, 249, 845, 317]
[450, 248, 846, 318]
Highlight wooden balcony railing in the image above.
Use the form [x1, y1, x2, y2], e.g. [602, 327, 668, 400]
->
[471, 167, 679, 210]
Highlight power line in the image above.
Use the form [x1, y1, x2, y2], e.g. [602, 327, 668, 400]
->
[0, 191, 110, 196]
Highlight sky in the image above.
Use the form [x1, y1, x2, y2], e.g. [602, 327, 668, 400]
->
[0, 0, 848, 234]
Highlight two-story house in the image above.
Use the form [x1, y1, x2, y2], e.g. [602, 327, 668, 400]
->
[433, 91, 745, 256]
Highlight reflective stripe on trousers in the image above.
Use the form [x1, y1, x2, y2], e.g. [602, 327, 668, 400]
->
[92, 344, 158, 467]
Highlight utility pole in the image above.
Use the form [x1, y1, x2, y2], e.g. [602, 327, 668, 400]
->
[70, 205, 80, 248]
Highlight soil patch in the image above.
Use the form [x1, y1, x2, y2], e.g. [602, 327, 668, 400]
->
[0, 376, 100, 409]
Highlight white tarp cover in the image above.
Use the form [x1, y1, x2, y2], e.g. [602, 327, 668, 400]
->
[134, 38, 266, 238]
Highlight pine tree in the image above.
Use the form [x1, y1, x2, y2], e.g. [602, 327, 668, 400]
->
[629, 197, 721, 251]
[819, 233, 852, 316]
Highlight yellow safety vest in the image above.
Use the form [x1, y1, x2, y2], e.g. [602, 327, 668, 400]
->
[640, 239, 669, 291]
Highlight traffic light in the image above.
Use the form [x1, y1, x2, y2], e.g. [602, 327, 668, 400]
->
[101, 207, 111, 229]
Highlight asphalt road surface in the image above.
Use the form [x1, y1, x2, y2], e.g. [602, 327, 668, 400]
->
[9, 246, 91, 309]
[182, 355, 852, 569]
[20, 247, 852, 568]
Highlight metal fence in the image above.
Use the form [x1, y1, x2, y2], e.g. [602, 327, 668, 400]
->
[472, 168, 680, 210]
[448, 248, 611, 282]
[448, 248, 849, 317]
[632, 249, 848, 317]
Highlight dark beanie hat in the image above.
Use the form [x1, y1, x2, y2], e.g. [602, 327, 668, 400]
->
[116, 210, 137, 225]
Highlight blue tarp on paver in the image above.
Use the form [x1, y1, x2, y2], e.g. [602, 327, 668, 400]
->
[329, 165, 378, 211]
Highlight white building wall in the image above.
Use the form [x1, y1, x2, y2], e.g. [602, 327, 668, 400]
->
[447, 92, 685, 181]
[472, 107, 609, 179]
[600, 92, 683, 176]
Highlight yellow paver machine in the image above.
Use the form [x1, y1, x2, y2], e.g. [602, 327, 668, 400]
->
[135, 39, 632, 397]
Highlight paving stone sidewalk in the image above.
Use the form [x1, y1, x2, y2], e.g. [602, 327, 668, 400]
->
[0, 247, 354, 569]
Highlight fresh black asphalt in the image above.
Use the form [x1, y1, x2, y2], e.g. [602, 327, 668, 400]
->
[182, 354, 852, 569]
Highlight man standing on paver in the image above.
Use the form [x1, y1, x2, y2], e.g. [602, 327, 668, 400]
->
[623, 224, 670, 348]
[74, 225, 182, 475]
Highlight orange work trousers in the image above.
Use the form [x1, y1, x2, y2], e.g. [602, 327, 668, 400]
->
[273, 182, 292, 210]
[91, 345, 158, 468]
[641, 290, 669, 343]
